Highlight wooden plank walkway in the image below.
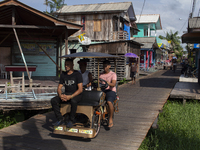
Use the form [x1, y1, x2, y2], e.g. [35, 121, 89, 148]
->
[170, 82, 200, 100]
[0, 69, 180, 150]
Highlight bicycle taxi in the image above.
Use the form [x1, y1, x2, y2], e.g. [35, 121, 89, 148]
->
[53, 52, 120, 138]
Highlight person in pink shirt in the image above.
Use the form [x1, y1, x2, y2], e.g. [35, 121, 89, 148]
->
[99, 60, 117, 128]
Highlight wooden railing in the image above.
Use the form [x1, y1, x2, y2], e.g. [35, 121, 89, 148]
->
[110, 31, 129, 41]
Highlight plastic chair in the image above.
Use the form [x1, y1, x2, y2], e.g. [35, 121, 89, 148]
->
[0, 64, 8, 79]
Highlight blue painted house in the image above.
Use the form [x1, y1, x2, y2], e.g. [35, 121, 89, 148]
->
[133, 14, 163, 70]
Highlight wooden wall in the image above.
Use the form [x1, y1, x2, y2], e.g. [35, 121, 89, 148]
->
[88, 41, 140, 55]
[86, 41, 141, 80]
[59, 13, 127, 41]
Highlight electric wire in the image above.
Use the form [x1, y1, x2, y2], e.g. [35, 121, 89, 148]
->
[179, 20, 188, 33]
[137, 0, 146, 23]
[179, 0, 195, 33]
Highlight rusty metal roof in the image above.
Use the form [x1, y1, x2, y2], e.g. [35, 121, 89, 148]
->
[56, 2, 132, 14]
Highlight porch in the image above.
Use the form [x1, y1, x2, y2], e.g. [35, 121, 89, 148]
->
[0, 78, 59, 110]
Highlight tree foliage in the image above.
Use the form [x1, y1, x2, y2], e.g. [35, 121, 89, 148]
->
[44, 0, 65, 14]
[159, 30, 184, 58]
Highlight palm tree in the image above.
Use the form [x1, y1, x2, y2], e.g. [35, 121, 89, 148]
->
[159, 30, 183, 58]
[44, 0, 48, 13]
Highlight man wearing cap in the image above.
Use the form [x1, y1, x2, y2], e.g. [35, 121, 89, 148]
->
[51, 58, 83, 128]
[99, 60, 117, 128]
[78, 59, 93, 91]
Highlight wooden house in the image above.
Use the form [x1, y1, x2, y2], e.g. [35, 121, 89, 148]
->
[54, 2, 138, 41]
[0, 0, 82, 79]
[54, 2, 142, 80]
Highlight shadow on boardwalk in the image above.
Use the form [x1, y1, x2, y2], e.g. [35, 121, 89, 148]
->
[139, 68, 181, 89]
[1, 115, 68, 150]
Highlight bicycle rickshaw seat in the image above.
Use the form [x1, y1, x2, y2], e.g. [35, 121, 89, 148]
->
[62, 90, 104, 106]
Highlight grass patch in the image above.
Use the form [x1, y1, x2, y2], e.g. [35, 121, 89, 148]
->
[139, 100, 200, 150]
[0, 109, 51, 129]
[118, 78, 130, 85]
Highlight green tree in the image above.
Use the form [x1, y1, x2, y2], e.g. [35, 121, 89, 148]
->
[159, 30, 183, 58]
[44, 0, 65, 14]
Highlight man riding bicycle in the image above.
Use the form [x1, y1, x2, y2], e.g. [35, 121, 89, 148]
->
[99, 60, 117, 128]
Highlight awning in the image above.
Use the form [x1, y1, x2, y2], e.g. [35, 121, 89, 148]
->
[60, 52, 120, 58]
[181, 32, 200, 43]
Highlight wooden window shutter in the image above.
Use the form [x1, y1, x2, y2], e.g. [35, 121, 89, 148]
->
[94, 20, 101, 32]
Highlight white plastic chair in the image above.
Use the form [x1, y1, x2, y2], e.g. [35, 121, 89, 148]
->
[0, 64, 8, 79]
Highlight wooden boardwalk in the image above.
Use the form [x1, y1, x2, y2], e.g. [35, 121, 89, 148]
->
[0, 69, 180, 150]
[170, 82, 200, 100]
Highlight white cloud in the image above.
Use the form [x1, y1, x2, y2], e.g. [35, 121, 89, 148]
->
[17, 0, 192, 46]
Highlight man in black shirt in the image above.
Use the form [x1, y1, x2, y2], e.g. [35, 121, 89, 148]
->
[51, 58, 83, 128]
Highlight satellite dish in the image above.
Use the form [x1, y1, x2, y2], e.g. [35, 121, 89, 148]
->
[78, 36, 91, 45]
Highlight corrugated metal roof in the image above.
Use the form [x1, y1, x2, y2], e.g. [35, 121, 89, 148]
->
[56, 2, 132, 14]
[134, 37, 156, 43]
[189, 17, 200, 28]
[134, 37, 158, 49]
[135, 14, 160, 23]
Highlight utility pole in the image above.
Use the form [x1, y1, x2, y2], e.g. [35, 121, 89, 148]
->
[189, 0, 196, 18]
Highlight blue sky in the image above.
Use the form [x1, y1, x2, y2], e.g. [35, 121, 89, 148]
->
[14, 0, 200, 47]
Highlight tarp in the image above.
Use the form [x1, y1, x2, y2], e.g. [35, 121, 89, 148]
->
[124, 24, 130, 40]
[124, 53, 139, 58]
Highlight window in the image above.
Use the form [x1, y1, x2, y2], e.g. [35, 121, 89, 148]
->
[93, 20, 101, 32]
[112, 17, 118, 31]
[144, 28, 148, 36]
[81, 16, 85, 31]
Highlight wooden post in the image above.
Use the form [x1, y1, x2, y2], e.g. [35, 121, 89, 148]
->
[13, 28, 31, 80]
[10, 72, 14, 92]
[56, 39, 59, 77]
[12, 6, 15, 25]
[17, 81, 20, 93]
[97, 59, 101, 91]
[65, 30, 68, 55]
[60, 37, 63, 75]
[183, 98, 186, 105]
[117, 16, 120, 32]
[4, 82, 7, 94]
[22, 72, 25, 92]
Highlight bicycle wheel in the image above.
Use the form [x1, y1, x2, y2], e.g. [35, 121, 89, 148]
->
[91, 111, 101, 138]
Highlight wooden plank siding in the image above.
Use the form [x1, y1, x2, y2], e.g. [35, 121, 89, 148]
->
[86, 56, 126, 81]
[59, 13, 127, 41]
[84, 41, 140, 80]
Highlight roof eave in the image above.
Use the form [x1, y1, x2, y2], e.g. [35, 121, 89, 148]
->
[0, 0, 82, 30]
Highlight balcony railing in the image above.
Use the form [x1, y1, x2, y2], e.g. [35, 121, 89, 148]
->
[110, 31, 129, 41]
